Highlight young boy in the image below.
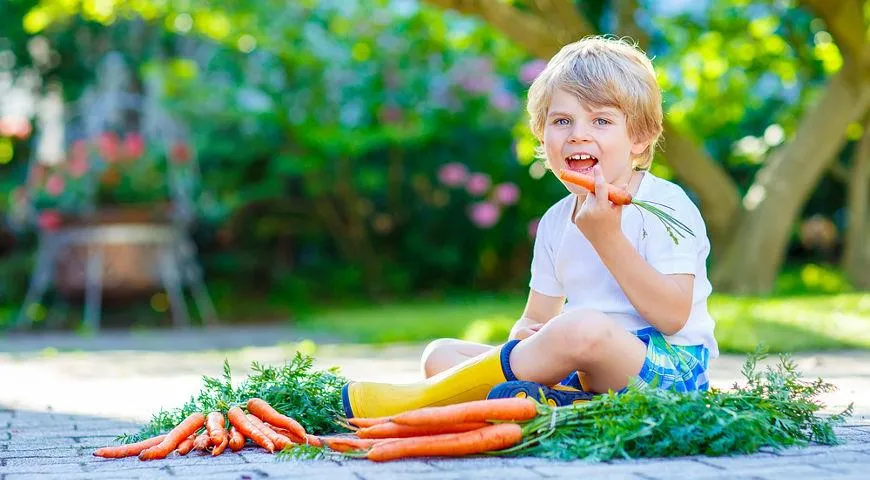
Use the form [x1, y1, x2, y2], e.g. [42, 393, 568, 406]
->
[341, 36, 717, 418]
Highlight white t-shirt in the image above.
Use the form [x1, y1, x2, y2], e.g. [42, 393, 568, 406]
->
[530, 171, 719, 358]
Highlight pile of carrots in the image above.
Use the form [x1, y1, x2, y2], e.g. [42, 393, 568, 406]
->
[94, 397, 540, 462]
[94, 398, 318, 460]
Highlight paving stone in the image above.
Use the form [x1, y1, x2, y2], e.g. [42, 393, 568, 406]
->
[0, 448, 79, 459]
[341, 458, 438, 473]
[774, 442, 870, 456]
[85, 452, 245, 471]
[365, 466, 541, 479]
[697, 449, 870, 469]
[72, 436, 123, 448]
[6, 472, 169, 480]
[168, 465, 270, 478]
[0, 462, 85, 475]
[533, 459, 723, 478]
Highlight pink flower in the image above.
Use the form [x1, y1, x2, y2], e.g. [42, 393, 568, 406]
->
[123, 133, 145, 159]
[46, 174, 65, 196]
[519, 59, 547, 84]
[468, 202, 500, 229]
[68, 156, 89, 178]
[494, 182, 520, 205]
[0, 115, 32, 140]
[438, 163, 469, 187]
[465, 173, 491, 196]
[37, 210, 63, 231]
[528, 218, 540, 238]
[98, 132, 120, 162]
[490, 90, 518, 112]
[378, 105, 403, 124]
[170, 142, 191, 164]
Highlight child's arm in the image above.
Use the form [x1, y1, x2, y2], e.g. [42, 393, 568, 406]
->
[576, 166, 693, 335]
[509, 289, 564, 340]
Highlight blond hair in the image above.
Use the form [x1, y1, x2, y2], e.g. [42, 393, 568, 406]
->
[527, 36, 663, 169]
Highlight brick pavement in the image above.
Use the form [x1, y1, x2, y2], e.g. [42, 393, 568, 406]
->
[2, 325, 870, 478]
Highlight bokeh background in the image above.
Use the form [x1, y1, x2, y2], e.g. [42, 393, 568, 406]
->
[0, 0, 868, 354]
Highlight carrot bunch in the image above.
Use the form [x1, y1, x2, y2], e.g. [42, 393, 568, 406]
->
[93, 398, 318, 461]
[317, 398, 540, 462]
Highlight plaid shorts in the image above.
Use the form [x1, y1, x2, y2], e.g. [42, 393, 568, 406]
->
[559, 327, 710, 393]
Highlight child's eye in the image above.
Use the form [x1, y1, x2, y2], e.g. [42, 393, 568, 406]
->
[554, 118, 570, 126]
[593, 118, 611, 126]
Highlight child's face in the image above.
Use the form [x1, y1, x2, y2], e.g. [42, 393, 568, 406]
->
[543, 88, 648, 196]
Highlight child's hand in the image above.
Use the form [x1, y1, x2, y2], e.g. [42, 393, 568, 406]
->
[574, 164, 623, 245]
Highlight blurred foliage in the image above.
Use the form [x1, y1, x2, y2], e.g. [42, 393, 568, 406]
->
[0, 0, 864, 316]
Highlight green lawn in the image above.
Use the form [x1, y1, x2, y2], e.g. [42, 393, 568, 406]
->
[294, 292, 870, 353]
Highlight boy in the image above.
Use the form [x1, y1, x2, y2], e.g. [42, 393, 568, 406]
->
[342, 36, 717, 418]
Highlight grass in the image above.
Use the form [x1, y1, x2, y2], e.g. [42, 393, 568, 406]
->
[293, 291, 870, 353]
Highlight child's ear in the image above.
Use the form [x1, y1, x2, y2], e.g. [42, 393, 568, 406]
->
[630, 137, 651, 156]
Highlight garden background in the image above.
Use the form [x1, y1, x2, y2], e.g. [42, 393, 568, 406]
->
[0, 0, 869, 355]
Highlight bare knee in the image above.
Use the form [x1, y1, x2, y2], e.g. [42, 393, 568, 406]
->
[420, 338, 463, 378]
[544, 309, 617, 363]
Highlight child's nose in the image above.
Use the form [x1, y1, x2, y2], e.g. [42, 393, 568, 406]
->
[568, 124, 594, 143]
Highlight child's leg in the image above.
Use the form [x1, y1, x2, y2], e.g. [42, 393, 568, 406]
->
[420, 339, 491, 378]
[509, 308, 647, 393]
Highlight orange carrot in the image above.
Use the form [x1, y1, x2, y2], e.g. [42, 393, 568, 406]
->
[345, 416, 392, 428]
[247, 413, 293, 450]
[227, 406, 275, 453]
[193, 431, 211, 451]
[391, 398, 537, 427]
[206, 411, 229, 456]
[356, 421, 490, 439]
[320, 436, 396, 453]
[228, 426, 246, 452]
[247, 398, 307, 443]
[93, 434, 166, 458]
[557, 169, 632, 205]
[175, 434, 196, 455]
[304, 434, 323, 447]
[139, 412, 206, 461]
[366, 423, 523, 462]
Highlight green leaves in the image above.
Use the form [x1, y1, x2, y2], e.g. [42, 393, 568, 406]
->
[119, 353, 349, 444]
[504, 349, 851, 461]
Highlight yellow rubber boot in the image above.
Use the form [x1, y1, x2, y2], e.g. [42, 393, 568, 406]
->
[342, 339, 520, 418]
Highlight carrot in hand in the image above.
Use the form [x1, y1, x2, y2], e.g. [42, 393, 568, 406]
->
[206, 411, 229, 456]
[247, 398, 307, 443]
[247, 413, 293, 450]
[557, 169, 694, 242]
[357, 421, 490, 439]
[391, 398, 537, 427]
[228, 426, 246, 452]
[139, 412, 206, 461]
[93, 434, 166, 458]
[175, 434, 196, 455]
[366, 423, 523, 462]
[227, 406, 275, 453]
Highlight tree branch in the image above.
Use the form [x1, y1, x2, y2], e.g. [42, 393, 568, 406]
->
[799, 0, 866, 65]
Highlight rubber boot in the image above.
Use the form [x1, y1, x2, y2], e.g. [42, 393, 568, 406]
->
[342, 339, 520, 418]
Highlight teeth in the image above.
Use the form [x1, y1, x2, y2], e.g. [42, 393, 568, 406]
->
[566, 154, 596, 161]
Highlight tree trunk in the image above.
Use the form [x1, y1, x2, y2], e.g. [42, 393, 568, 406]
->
[711, 64, 870, 294]
[842, 115, 870, 288]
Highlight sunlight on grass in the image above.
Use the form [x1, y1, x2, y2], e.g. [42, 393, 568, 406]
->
[296, 292, 870, 353]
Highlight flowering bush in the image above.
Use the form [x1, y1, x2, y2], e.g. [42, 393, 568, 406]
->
[8, 130, 197, 231]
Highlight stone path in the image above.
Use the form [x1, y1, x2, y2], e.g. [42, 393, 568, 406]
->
[1, 325, 869, 479]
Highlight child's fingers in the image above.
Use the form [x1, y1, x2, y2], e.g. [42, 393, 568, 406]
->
[592, 165, 609, 207]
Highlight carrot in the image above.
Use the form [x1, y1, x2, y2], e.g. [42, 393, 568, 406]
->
[139, 412, 206, 461]
[557, 168, 695, 242]
[228, 426, 246, 452]
[247, 398, 307, 442]
[391, 398, 537, 427]
[206, 411, 229, 456]
[227, 406, 275, 453]
[175, 434, 196, 455]
[304, 434, 323, 447]
[193, 431, 211, 451]
[320, 436, 396, 453]
[366, 423, 523, 462]
[345, 416, 392, 428]
[93, 434, 166, 458]
[558, 169, 633, 205]
[247, 413, 293, 450]
[357, 421, 490, 439]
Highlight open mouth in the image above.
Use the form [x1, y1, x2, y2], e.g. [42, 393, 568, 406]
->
[565, 153, 598, 174]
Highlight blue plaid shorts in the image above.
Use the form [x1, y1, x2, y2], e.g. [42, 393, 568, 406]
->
[559, 327, 710, 393]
